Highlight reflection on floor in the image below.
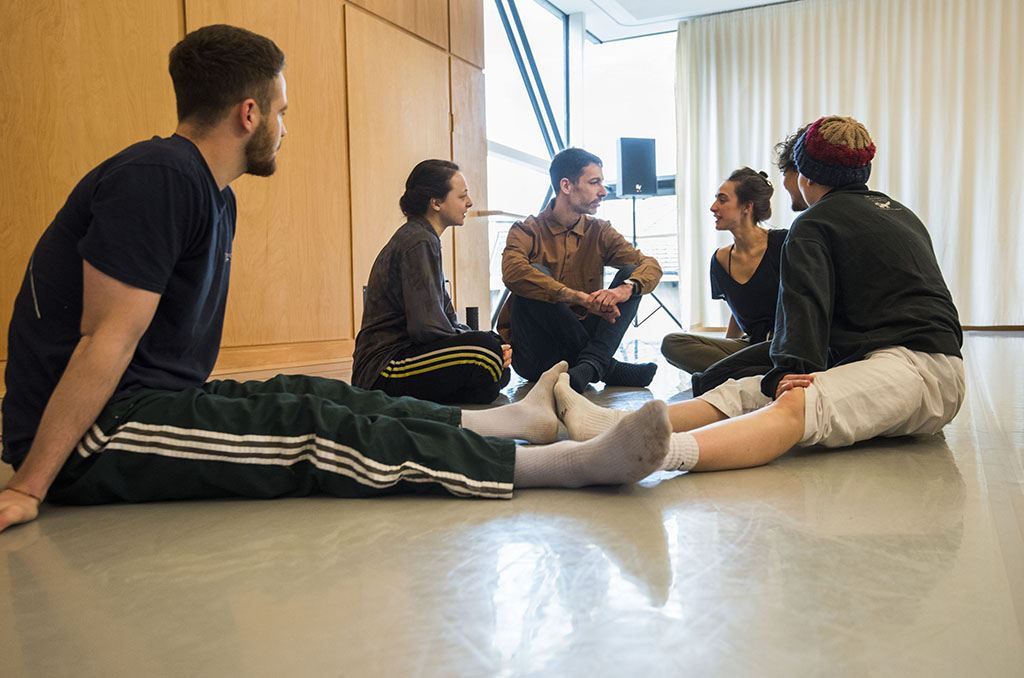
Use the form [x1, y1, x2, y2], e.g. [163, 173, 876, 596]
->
[1, 331, 1022, 677]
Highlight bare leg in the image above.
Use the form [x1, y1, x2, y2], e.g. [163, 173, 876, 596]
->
[690, 387, 805, 471]
[556, 373, 729, 441]
[556, 378, 806, 473]
[667, 399, 729, 432]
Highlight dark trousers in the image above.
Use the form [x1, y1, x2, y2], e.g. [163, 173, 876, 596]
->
[510, 265, 640, 381]
[373, 331, 511, 405]
[691, 339, 773, 396]
[46, 374, 516, 504]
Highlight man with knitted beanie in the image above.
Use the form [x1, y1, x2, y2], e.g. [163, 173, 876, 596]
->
[554, 116, 965, 474]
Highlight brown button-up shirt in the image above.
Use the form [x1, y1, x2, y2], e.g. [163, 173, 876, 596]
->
[497, 202, 662, 340]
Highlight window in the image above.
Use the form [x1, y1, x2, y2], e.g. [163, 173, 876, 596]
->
[484, 0, 569, 320]
[484, 0, 565, 162]
[584, 32, 681, 332]
[483, 3, 681, 334]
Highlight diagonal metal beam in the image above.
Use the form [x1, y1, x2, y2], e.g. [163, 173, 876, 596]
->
[490, 0, 567, 328]
[506, 0, 565, 151]
[494, 0, 556, 158]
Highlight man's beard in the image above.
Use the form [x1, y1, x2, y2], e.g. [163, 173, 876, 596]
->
[244, 120, 278, 177]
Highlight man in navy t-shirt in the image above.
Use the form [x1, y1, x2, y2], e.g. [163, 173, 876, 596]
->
[0, 25, 674, 532]
[0, 24, 286, 521]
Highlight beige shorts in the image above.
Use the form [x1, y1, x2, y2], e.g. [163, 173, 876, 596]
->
[696, 347, 966, 448]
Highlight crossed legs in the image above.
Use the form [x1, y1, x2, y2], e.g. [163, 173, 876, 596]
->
[509, 264, 654, 392]
[462, 362, 672, 488]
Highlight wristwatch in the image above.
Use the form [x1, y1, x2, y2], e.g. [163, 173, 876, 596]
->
[628, 279, 640, 296]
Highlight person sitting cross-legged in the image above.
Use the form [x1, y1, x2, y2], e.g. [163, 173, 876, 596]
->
[498, 147, 663, 393]
[677, 124, 814, 396]
[660, 167, 784, 395]
[353, 159, 511, 404]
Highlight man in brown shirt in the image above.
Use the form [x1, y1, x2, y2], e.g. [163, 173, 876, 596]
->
[500, 148, 663, 392]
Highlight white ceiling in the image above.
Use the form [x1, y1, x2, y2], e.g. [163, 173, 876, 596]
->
[543, 0, 793, 41]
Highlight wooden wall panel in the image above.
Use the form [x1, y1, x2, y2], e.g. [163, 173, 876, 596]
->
[184, 0, 352, 350]
[0, 0, 489, 387]
[346, 5, 451, 326]
[0, 0, 180, 365]
[347, 0, 448, 49]
[449, 0, 485, 68]
[450, 58, 491, 327]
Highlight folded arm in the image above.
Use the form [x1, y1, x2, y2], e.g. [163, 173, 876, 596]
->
[600, 226, 663, 294]
[501, 223, 568, 303]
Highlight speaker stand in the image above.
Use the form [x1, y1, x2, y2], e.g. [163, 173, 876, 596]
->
[630, 196, 682, 329]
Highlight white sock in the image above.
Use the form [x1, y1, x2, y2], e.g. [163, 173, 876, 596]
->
[514, 400, 670, 488]
[659, 431, 700, 472]
[461, 361, 567, 444]
[554, 373, 625, 441]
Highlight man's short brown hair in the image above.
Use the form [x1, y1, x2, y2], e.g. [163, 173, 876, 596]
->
[169, 24, 286, 130]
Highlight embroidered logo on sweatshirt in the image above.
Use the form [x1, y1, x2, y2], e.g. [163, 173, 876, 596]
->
[864, 196, 901, 211]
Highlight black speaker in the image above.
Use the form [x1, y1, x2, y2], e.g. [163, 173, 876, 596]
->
[617, 137, 656, 196]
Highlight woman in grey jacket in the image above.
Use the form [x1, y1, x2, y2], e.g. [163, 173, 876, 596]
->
[352, 160, 511, 404]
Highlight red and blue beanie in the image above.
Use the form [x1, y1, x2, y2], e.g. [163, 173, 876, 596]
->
[793, 116, 876, 186]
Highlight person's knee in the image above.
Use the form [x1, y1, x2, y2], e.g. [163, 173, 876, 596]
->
[661, 332, 690, 353]
[610, 264, 637, 287]
[465, 330, 504, 354]
[660, 332, 707, 372]
[461, 380, 502, 405]
[769, 387, 806, 432]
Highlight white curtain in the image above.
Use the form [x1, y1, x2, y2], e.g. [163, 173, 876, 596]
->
[675, 0, 1023, 329]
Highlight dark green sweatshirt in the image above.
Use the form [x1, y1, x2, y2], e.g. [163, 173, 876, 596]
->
[762, 184, 962, 398]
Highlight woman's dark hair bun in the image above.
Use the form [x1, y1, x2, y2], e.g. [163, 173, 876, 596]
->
[727, 166, 774, 223]
[400, 159, 460, 217]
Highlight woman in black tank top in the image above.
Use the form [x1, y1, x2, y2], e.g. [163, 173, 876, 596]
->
[661, 167, 784, 393]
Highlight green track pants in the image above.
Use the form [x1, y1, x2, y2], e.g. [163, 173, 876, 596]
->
[47, 374, 516, 504]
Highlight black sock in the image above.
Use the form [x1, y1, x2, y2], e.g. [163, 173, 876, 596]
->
[690, 371, 704, 396]
[567, 361, 598, 393]
[604, 359, 657, 387]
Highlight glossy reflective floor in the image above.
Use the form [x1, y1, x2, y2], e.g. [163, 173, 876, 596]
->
[2, 332, 1022, 677]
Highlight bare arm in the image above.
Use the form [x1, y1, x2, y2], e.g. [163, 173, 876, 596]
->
[0, 261, 159, 532]
[725, 315, 744, 339]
